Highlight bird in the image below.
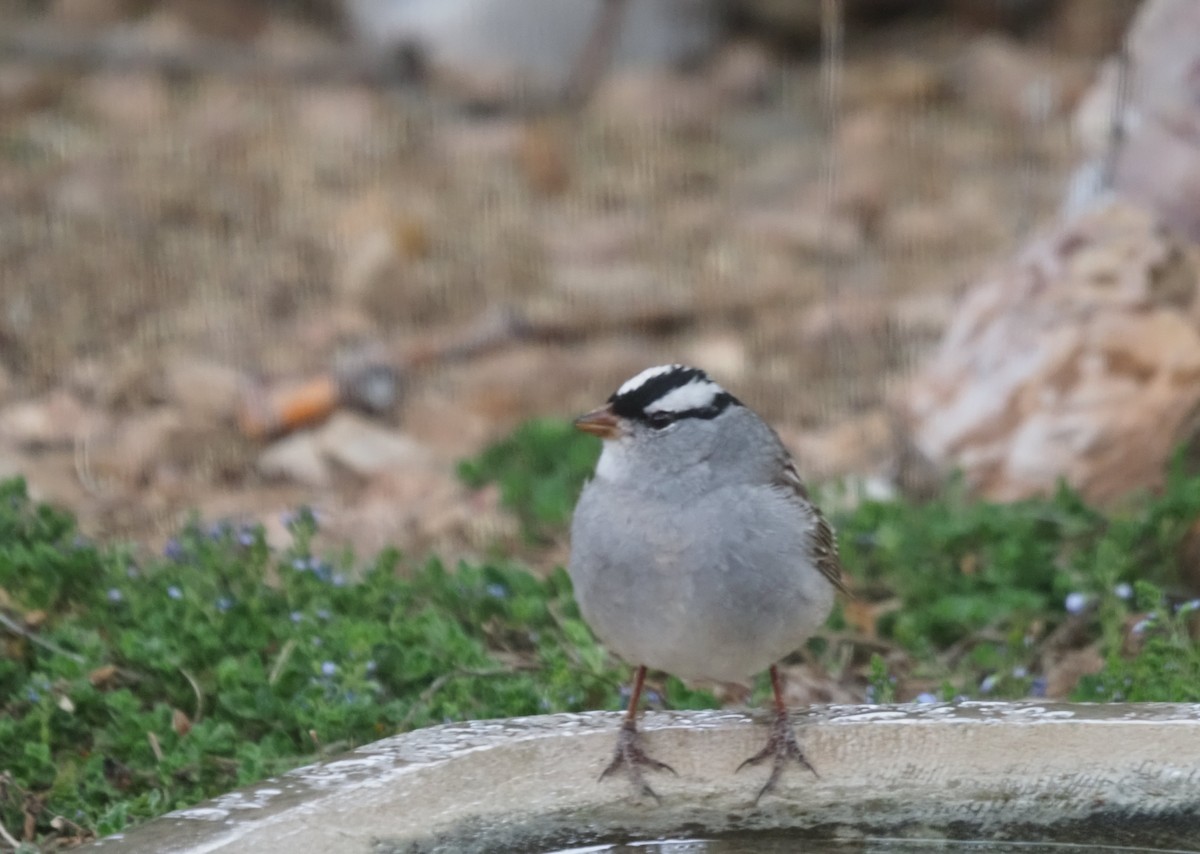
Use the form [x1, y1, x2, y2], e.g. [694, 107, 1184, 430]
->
[568, 364, 847, 803]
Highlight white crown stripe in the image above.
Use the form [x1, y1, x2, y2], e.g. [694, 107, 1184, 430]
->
[616, 364, 681, 397]
[645, 379, 723, 414]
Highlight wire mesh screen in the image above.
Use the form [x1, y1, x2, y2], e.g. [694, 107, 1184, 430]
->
[0, 0, 1138, 551]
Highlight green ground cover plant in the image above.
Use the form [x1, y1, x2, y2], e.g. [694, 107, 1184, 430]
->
[2, 423, 1199, 847]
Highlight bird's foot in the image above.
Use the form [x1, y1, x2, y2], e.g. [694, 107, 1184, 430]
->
[736, 709, 817, 804]
[600, 719, 676, 802]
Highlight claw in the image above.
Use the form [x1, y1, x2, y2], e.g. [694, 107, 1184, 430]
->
[600, 719, 676, 802]
[737, 709, 817, 804]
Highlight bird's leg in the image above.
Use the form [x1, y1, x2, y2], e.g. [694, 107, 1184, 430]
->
[600, 665, 676, 801]
[736, 665, 817, 804]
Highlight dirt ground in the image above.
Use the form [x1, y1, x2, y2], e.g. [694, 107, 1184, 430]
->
[0, 1, 1129, 563]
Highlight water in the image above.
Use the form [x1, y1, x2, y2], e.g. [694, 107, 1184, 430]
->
[547, 836, 1200, 854]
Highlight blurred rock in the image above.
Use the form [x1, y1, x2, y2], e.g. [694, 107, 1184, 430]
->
[738, 206, 864, 259]
[842, 56, 945, 109]
[784, 410, 896, 483]
[164, 357, 245, 424]
[542, 211, 644, 266]
[344, 0, 717, 106]
[830, 107, 892, 232]
[951, 35, 1088, 125]
[518, 120, 571, 196]
[292, 87, 380, 148]
[681, 334, 749, 385]
[167, 0, 269, 41]
[710, 40, 776, 105]
[882, 188, 1002, 255]
[0, 392, 106, 450]
[1045, 0, 1140, 57]
[89, 408, 182, 486]
[902, 200, 1200, 503]
[331, 465, 515, 559]
[727, 0, 821, 42]
[590, 69, 717, 135]
[51, 0, 148, 29]
[314, 412, 430, 478]
[1072, 0, 1200, 243]
[78, 72, 170, 127]
[0, 65, 66, 118]
[258, 432, 332, 487]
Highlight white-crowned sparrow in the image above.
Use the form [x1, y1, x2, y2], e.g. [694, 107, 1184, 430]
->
[568, 364, 847, 802]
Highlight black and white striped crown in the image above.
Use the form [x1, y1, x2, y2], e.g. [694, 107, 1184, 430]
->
[608, 365, 740, 424]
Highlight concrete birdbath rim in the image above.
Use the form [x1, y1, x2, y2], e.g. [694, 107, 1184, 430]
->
[92, 702, 1200, 854]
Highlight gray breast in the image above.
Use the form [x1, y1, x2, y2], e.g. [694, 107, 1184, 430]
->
[568, 478, 834, 683]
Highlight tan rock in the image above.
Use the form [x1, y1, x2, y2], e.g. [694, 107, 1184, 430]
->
[590, 70, 717, 136]
[331, 466, 518, 559]
[88, 408, 183, 487]
[258, 432, 332, 488]
[78, 72, 170, 127]
[710, 41, 775, 106]
[951, 35, 1086, 125]
[0, 392, 106, 450]
[164, 357, 245, 424]
[737, 207, 864, 260]
[51, 0, 144, 29]
[0, 65, 65, 118]
[1071, 0, 1200, 241]
[314, 412, 431, 479]
[902, 200, 1200, 503]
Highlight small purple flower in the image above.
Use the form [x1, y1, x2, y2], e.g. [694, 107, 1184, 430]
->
[207, 521, 231, 540]
[106, 588, 123, 603]
[365, 660, 377, 674]
[290, 611, 303, 624]
[1131, 617, 1153, 636]
[1030, 677, 1048, 698]
[315, 608, 331, 621]
[1011, 666, 1028, 679]
[164, 539, 184, 561]
[332, 573, 348, 588]
[486, 583, 507, 599]
[1114, 582, 1133, 600]
[321, 661, 337, 677]
[979, 674, 999, 694]
[1176, 599, 1200, 614]
[914, 692, 938, 704]
[26, 688, 40, 702]
[1064, 592, 1088, 615]
[167, 585, 183, 601]
[237, 527, 257, 547]
[216, 596, 233, 613]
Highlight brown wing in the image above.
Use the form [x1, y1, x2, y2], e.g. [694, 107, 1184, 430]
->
[776, 458, 851, 597]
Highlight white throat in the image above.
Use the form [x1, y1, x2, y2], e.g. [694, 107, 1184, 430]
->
[594, 440, 634, 482]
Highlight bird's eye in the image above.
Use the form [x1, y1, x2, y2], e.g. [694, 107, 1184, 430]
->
[646, 411, 676, 430]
